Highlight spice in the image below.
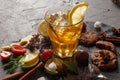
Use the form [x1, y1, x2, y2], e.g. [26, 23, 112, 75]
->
[19, 62, 44, 80]
[112, 0, 120, 7]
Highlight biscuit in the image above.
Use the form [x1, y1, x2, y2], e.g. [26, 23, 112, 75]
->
[91, 50, 117, 71]
[79, 30, 98, 46]
[96, 41, 116, 52]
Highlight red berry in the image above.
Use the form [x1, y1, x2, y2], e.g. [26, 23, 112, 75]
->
[42, 49, 53, 62]
[11, 44, 26, 55]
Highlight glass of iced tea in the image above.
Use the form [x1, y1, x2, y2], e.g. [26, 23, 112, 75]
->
[45, 2, 88, 58]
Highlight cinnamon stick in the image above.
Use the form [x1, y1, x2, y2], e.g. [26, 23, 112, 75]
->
[99, 32, 120, 43]
[19, 62, 44, 80]
[106, 36, 120, 43]
[112, 27, 120, 35]
[0, 71, 24, 80]
[106, 36, 120, 39]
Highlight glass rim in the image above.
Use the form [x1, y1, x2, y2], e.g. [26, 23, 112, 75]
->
[44, 10, 84, 27]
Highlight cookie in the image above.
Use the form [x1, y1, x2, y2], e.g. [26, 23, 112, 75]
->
[79, 30, 98, 46]
[96, 41, 116, 52]
[91, 50, 117, 71]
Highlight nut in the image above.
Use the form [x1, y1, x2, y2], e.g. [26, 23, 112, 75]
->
[1, 45, 11, 51]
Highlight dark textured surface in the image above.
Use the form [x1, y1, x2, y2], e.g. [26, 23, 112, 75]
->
[0, 0, 120, 80]
[0, 22, 120, 80]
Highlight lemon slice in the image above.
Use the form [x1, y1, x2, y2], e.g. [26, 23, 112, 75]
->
[38, 20, 49, 37]
[68, 2, 89, 24]
[20, 49, 40, 68]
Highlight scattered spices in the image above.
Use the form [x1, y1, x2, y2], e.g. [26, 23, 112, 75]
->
[112, 0, 120, 7]
[19, 62, 44, 80]
[112, 27, 120, 36]
[26, 33, 40, 51]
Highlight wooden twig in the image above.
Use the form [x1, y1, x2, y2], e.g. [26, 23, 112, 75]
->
[0, 71, 24, 80]
[19, 62, 44, 80]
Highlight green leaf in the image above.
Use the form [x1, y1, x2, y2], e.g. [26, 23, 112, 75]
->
[16, 55, 24, 61]
[4, 55, 24, 74]
[4, 61, 15, 68]
[62, 60, 78, 74]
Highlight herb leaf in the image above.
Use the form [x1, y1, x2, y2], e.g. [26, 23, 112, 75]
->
[4, 55, 24, 74]
[62, 60, 78, 74]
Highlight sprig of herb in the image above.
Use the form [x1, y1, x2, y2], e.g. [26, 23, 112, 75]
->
[4, 55, 24, 74]
[62, 60, 78, 74]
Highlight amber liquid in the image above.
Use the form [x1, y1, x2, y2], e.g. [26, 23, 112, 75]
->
[48, 23, 83, 58]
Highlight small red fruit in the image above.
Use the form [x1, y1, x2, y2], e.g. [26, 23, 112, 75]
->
[11, 44, 26, 55]
[0, 51, 12, 60]
[42, 49, 53, 62]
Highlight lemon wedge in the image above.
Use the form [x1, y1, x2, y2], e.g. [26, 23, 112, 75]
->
[68, 2, 89, 24]
[38, 20, 49, 37]
[20, 49, 40, 68]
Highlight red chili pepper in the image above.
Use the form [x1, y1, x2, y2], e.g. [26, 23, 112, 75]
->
[11, 44, 26, 55]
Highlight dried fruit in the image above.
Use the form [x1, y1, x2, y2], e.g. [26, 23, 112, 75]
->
[82, 22, 87, 32]
[74, 50, 89, 66]
[11, 44, 26, 55]
[0, 51, 12, 60]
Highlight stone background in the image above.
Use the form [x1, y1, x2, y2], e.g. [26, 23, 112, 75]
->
[0, 0, 120, 46]
[0, 0, 120, 79]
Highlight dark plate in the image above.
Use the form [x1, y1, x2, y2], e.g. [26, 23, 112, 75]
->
[0, 22, 120, 80]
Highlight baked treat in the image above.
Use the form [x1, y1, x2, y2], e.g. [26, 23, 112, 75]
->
[91, 50, 117, 71]
[96, 41, 116, 52]
[79, 30, 99, 46]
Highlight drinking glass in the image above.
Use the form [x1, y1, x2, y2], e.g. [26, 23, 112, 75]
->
[45, 5, 84, 58]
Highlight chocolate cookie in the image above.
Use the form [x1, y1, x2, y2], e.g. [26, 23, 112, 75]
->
[79, 30, 98, 46]
[91, 50, 117, 71]
[96, 41, 116, 52]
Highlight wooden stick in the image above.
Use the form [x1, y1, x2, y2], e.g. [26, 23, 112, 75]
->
[0, 71, 24, 80]
[19, 62, 44, 80]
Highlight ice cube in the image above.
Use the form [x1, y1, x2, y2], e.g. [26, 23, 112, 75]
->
[37, 77, 46, 80]
[51, 11, 69, 27]
[58, 20, 69, 26]
[48, 62, 57, 70]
